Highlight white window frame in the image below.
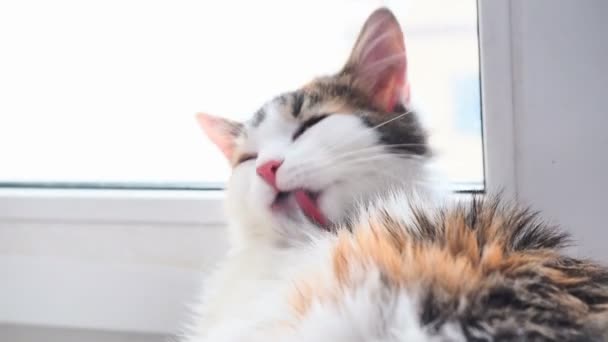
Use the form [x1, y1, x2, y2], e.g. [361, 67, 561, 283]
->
[477, 0, 517, 199]
[0, 1, 516, 226]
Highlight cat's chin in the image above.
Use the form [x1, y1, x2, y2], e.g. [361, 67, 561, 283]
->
[270, 189, 330, 230]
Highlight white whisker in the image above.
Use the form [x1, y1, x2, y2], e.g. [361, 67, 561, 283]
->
[308, 142, 425, 168]
[317, 111, 414, 156]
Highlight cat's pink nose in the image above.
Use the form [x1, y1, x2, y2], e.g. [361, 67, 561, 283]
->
[256, 159, 282, 190]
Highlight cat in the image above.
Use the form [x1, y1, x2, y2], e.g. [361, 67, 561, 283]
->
[184, 7, 437, 339]
[180, 7, 608, 342]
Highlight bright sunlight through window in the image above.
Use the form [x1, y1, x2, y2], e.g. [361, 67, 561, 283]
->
[0, 0, 483, 191]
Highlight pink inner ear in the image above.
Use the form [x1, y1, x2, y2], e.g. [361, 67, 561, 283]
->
[196, 113, 236, 161]
[351, 8, 409, 112]
[374, 63, 406, 112]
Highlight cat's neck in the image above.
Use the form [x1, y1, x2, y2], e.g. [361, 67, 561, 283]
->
[224, 217, 281, 251]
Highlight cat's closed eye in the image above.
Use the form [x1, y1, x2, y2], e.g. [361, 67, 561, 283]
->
[292, 115, 328, 141]
[236, 153, 257, 165]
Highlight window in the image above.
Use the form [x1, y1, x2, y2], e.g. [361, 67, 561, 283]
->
[0, 0, 483, 191]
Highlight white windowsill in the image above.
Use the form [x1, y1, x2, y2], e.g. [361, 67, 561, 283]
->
[0, 188, 226, 225]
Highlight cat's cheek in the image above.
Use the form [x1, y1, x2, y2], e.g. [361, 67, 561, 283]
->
[251, 178, 277, 209]
[226, 166, 256, 207]
[317, 185, 350, 224]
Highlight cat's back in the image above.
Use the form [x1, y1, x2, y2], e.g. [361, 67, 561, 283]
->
[277, 194, 608, 341]
[184, 193, 608, 341]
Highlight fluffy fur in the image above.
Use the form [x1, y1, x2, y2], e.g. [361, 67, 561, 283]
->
[184, 193, 608, 341]
[180, 8, 608, 342]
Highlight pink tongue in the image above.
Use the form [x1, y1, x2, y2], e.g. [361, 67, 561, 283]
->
[294, 190, 328, 227]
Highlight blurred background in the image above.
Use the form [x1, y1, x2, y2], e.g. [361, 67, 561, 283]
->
[0, 0, 484, 190]
[0, 1, 607, 341]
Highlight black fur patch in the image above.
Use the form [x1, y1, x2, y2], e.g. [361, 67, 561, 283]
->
[400, 196, 607, 340]
[360, 110, 429, 156]
[291, 92, 305, 117]
[250, 108, 266, 127]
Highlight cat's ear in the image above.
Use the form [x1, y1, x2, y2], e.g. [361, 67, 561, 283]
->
[196, 112, 243, 161]
[343, 8, 409, 112]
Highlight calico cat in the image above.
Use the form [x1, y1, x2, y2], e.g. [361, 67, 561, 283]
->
[181, 8, 608, 342]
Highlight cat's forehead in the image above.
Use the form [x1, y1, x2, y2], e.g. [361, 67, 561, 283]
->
[233, 76, 428, 158]
[247, 92, 332, 130]
[247, 79, 373, 130]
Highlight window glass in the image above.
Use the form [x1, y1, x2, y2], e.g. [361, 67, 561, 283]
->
[0, 0, 483, 190]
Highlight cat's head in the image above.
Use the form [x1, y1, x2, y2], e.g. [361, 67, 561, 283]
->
[197, 8, 431, 241]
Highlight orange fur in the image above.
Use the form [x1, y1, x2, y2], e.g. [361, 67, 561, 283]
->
[289, 208, 591, 320]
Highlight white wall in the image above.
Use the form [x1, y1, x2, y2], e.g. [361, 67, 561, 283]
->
[0, 324, 166, 342]
[0, 219, 228, 334]
[510, 0, 608, 259]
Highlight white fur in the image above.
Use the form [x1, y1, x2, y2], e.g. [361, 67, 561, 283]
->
[180, 101, 451, 341]
[183, 222, 466, 341]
